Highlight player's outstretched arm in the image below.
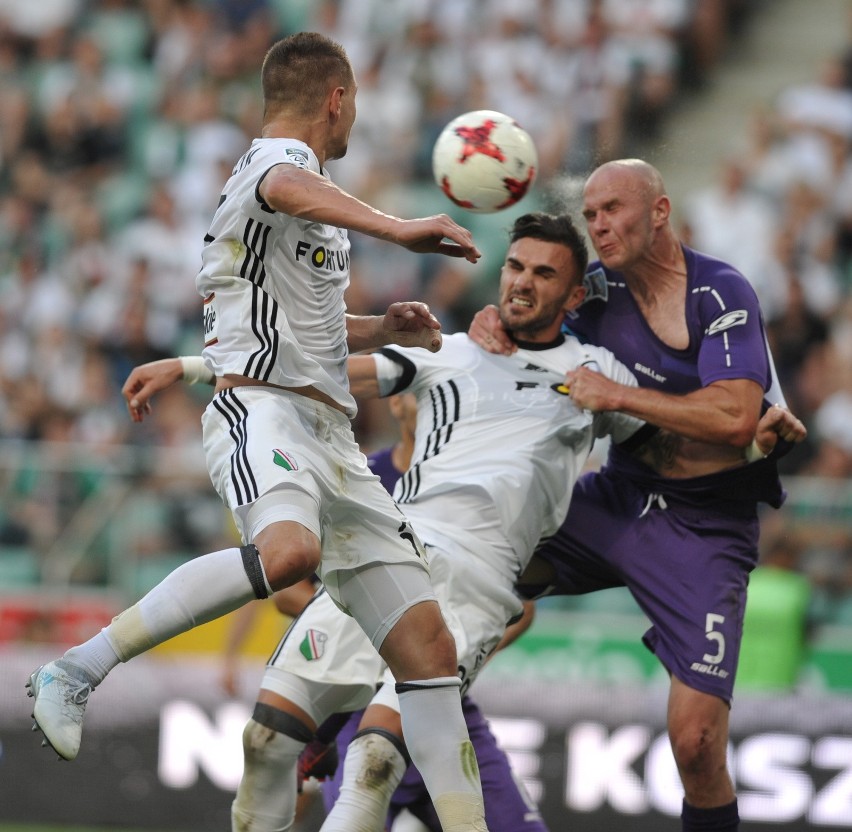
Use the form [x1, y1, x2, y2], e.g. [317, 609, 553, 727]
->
[122, 356, 214, 422]
[346, 302, 442, 354]
[260, 165, 481, 262]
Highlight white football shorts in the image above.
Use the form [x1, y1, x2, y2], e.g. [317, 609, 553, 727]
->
[372, 526, 524, 713]
[260, 588, 385, 725]
[202, 385, 435, 647]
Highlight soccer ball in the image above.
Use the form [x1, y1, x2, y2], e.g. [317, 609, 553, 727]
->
[432, 110, 538, 214]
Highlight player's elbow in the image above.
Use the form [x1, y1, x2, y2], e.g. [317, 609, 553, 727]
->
[727, 412, 760, 448]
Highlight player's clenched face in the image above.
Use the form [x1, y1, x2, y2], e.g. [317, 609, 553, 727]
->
[498, 237, 585, 343]
[581, 166, 659, 271]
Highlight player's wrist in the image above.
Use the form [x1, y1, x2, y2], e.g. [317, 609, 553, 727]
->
[179, 356, 215, 385]
[745, 438, 769, 462]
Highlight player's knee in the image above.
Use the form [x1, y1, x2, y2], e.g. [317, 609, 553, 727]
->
[669, 721, 726, 778]
[242, 704, 313, 765]
[348, 730, 408, 790]
[252, 535, 320, 590]
[430, 625, 459, 675]
[384, 604, 458, 681]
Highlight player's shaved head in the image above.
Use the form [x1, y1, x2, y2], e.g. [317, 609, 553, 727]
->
[261, 32, 354, 120]
[585, 159, 667, 205]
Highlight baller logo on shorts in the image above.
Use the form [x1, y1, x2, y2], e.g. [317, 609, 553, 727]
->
[272, 449, 299, 471]
[299, 629, 328, 661]
[690, 662, 730, 679]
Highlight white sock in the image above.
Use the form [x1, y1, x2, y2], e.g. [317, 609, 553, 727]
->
[65, 548, 264, 681]
[397, 677, 488, 832]
[319, 732, 407, 832]
[61, 632, 120, 688]
[232, 718, 304, 832]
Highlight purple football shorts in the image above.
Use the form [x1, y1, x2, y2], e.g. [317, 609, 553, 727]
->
[532, 468, 760, 704]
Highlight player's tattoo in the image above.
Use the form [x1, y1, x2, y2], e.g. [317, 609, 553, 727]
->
[635, 430, 681, 472]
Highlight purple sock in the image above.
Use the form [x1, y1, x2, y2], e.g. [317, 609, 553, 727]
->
[682, 799, 739, 832]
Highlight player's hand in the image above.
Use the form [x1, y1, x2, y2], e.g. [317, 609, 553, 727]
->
[469, 304, 515, 355]
[564, 365, 620, 412]
[383, 301, 443, 352]
[753, 403, 807, 456]
[122, 358, 184, 422]
[393, 215, 481, 263]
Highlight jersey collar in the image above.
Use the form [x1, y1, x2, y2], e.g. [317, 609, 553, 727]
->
[510, 332, 565, 351]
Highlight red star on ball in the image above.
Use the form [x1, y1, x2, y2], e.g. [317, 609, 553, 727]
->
[454, 119, 506, 163]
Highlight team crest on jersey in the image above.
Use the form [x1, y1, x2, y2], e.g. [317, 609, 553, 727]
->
[273, 449, 299, 471]
[285, 148, 310, 168]
[299, 629, 328, 661]
[582, 267, 609, 303]
[550, 382, 571, 396]
[707, 309, 748, 335]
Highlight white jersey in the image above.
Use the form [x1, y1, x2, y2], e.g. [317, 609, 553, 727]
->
[196, 137, 356, 417]
[373, 332, 645, 582]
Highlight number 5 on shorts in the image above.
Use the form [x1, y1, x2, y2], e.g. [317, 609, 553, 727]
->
[703, 613, 725, 664]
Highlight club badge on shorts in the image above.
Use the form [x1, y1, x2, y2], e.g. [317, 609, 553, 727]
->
[299, 629, 327, 661]
[273, 449, 299, 471]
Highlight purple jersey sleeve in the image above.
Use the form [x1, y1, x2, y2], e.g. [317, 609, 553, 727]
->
[690, 254, 770, 390]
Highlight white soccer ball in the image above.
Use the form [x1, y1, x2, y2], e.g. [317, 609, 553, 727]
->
[432, 110, 538, 214]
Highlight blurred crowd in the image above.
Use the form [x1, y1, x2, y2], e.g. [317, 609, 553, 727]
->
[0, 0, 849, 607]
[0, 0, 748, 446]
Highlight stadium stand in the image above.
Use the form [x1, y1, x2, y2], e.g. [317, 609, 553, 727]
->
[0, 0, 849, 632]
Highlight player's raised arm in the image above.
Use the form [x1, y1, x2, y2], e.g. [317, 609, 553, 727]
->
[259, 165, 481, 262]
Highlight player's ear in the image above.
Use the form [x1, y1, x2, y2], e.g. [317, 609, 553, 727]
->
[653, 194, 671, 227]
[563, 281, 586, 313]
[328, 86, 344, 121]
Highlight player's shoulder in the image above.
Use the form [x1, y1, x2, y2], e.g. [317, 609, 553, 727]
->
[685, 245, 755, 292]
[382, 331, 472, 370]
[236, 137, 320, 174]
[566, 336, 627, 376]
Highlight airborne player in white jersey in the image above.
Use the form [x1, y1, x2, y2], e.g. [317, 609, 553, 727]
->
[27, 31, 494, 832]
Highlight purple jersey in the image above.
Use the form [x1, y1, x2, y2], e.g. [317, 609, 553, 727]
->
[366, 445, 401, 494]
[535, 245, 794, 703]
[567, 245, 786, 508]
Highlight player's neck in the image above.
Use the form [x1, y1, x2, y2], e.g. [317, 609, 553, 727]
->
[626, 234, 686, 305]
[261, 116, 327, 165]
